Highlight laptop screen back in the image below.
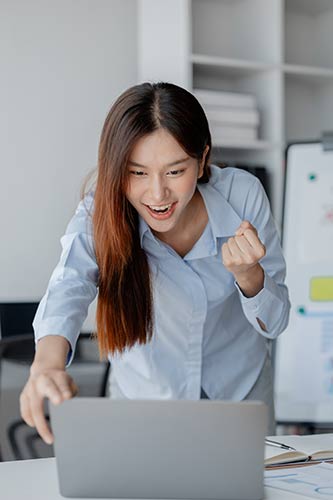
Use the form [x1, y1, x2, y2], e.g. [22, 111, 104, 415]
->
[50, 399, 266, 499]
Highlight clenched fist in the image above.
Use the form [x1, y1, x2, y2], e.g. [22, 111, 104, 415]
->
[222, 220, 265, 297]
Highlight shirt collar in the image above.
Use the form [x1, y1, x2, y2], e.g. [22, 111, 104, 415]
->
[139, 215, 151, 246]
[197, 177, 242, 240]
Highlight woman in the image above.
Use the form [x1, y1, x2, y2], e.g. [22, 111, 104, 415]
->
[20, 82, 290, 444]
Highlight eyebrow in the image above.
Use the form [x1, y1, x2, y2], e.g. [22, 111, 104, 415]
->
[128, 157, 190, 168]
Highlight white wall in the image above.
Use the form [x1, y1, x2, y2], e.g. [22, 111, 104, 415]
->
[0, 0, 138, 323]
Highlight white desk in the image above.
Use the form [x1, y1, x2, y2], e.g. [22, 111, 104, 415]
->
[0, 456, 314, 500]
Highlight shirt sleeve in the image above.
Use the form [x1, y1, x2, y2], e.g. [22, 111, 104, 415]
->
[33, 192, 98, 366]
[234, 177, 290, 339]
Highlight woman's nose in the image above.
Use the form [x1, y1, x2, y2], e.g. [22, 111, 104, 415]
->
[149, 177, 169, 202]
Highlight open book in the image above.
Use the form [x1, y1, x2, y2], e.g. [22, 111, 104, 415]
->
[265, 434, 333, 466]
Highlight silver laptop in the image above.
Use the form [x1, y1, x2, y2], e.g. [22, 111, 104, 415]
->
[50, 399, 267, 499]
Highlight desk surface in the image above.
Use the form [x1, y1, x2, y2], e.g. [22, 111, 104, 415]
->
[0, 456, 311, 500]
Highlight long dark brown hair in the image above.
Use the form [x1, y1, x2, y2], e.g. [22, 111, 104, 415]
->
[93, 82, 211, 358]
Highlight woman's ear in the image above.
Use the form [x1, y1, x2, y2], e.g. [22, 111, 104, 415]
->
[198, 145, 210, 178]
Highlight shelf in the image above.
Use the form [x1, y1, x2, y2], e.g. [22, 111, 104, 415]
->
[212, 140, 273, 151]
[283, 64, 333, 81]
[286, 0, 333, 16]
[191, 54, 274, 77]
[192, 58, 333, 82]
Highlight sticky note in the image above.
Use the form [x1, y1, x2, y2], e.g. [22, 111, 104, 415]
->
[310, 277, 333, 301]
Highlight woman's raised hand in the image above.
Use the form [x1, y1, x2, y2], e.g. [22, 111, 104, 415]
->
[222, 220, 266, 297]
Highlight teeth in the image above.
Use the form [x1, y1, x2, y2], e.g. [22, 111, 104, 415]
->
[148, 204, 172, 212]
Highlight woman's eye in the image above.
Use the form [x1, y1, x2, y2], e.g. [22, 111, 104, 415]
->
[130, 170, 145, 176]
[129, 168, 185, 176]
[168, 169, 184, 176]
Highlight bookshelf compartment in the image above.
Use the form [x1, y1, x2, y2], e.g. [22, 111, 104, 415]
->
[193, 69, 281, 145]
[191, 0, 281, 64]
[285, 0, 333, 69]
[284, 75, 333, 144]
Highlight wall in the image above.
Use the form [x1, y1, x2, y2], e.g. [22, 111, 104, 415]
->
[0, 0, 137, 333]
[0, 0, 138, 461]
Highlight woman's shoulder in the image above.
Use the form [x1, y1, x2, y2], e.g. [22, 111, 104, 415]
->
[206, 165, 270, 223]
[77, 190, 95, 209]
[209, 164, 260, 199]
[65, 191, 95, 235]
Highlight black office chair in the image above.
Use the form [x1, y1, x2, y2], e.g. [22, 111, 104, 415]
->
[0, 302, 110, 461]
[0, 302, 39, 461]
[0, 302, 38, 359]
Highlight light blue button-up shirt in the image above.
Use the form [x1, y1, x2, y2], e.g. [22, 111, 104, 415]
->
[33, 165, 290, 401]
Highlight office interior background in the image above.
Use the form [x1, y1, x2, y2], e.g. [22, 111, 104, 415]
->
[1, 0, 333, 461]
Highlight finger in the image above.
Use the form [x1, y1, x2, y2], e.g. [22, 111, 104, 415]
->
[35, 374, 63, 405]
[242, 229, 266, 257]
[234, 235, 264, 266]
[20, 391, 35, 427]
[70, 379, 79, 397]
[221, 242, 232, 265]
[56, 375, 78, 399]
[235, 220, 256, 236]
[227, 237, 243, 257]
[29, 394, 54, 444]
[224, 239, 244, 268]
[234, 235, 253, 255]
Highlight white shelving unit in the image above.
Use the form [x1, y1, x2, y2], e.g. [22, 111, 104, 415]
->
[138, 0, 333, 225]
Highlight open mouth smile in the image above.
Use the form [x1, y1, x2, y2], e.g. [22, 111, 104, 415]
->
[144, 202, 177, 219]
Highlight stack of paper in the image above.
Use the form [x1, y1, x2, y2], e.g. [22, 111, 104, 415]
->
[194, 89, 259, 145]
[265, 463, 333, 499]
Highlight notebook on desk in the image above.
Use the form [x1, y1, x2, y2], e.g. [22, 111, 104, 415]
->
[265, 434, 333, 467]
[50, 398, 267, 500]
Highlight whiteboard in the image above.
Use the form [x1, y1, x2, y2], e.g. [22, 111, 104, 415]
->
[274, 141, 333, 423]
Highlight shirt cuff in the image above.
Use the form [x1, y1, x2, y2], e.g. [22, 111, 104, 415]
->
[234, 272, 281, 338]
[234, 272, 273, 308]
[34, 317, 80, 367]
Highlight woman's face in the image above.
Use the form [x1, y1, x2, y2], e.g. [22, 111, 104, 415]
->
[126, 128, 205, 237]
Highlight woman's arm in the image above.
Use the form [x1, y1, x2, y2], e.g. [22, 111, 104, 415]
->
[33, 192, 98, 365]
[20, 335, 78, 444]
[31, 335, 70, 372]
[20, 192, 98, 443]
[229, 176, 290, 339]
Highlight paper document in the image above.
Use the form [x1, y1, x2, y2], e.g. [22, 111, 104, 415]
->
[265, 463, 333, 499]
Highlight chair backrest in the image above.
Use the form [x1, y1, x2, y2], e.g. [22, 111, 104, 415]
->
[0, 302, 39, 338]
[0, 302, 111, 461]
[0, 302, 39, 363]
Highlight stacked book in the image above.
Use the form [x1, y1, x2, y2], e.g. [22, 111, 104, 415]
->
[193, 89, 260, 145]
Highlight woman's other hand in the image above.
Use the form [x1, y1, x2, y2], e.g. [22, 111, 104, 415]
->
[20, 367, 78, 445]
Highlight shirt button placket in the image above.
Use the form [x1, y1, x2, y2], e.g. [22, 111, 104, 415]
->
[184, 262, 207, 400]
